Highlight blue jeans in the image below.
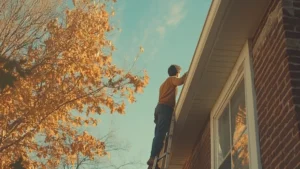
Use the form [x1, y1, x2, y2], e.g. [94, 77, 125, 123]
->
[150, 104, 173, 157]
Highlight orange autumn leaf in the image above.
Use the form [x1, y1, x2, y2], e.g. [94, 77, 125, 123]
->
[0, 0, 149, 168]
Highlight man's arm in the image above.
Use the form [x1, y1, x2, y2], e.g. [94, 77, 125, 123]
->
[171, 72, 188, 86]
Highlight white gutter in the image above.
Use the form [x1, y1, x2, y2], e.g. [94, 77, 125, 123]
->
[174, 0, 232, 133]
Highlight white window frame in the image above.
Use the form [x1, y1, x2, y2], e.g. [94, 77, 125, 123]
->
[210, 41, 262, 169]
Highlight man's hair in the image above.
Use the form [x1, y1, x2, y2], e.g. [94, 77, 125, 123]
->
[168, 65, 181, 76]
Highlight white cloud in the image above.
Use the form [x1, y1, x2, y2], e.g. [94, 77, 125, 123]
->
[156, 26, 166, 38]
[153, 0, 186, 38]
[129, 0, 187, 62]
[166, 1, 186, 26]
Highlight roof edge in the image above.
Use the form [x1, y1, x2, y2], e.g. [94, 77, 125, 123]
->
[174, 0, 232, 132]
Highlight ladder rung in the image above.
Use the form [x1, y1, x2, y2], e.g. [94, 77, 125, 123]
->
[157, 152, 170, 160]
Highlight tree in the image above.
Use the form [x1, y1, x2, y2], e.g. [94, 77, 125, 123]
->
[10, 158, 26, 169]
[0, 0, 149, 168]
[0, 0, 64, 90]
[58, 129, 143, 169]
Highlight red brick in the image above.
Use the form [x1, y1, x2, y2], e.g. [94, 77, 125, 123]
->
[278, 67, 290, 88]
[291, 79, 300, 87]
[286, 49, 300, 56]
[282, 90, 293, 105]
[284, 132, 299, 152]
[278, 72, 288, 89]
[255, 27, 284, 77]
[275, 105, 289, 127]
[284, 150, 295, 164]
[288, 56, 300, 63]
[294, 2, 300, 8]
[296, 26, 300, 32]
[293, 97, 300, 105]
[295, 162, 300, 169]
[284, 23, 296, 31]
[279, 83, 292, 101]
[258, 103, 268, 119]
[292, 88, 300, 97]
[290, 73, 300, 83]
[269, 97, 280, 113]
[183, 121, 210, 169]
[275, 161, 285, 169]
[294, 122, 300, 135]
[274, 140, 284, 156]
[282, 16, 300, 26]
[285, 31, 300, 38]
[270, 151, 283, 167]
[270, 136, 280, 151]
[283, 8, 294, 17]
[295, 142, 300, 156]
[295, 9, 300, 18]
[187, 0, 300, 168]
[280, 110, 295, 129]
[251, 1, 300, 169]
[286, 155, 300, 169]
[296, 112, 300, 124]
[289, 63, 300, 72]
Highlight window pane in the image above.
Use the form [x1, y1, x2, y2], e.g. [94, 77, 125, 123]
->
[230, 80, 249, 169]
[231, 131, 250, 169]
[218, 106, 230, 166]
[230, 80, 247, 144]
[219, 153, 231, 169]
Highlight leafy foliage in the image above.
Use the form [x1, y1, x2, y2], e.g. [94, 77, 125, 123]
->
[231, 106, 249, 168]
[0, 0, 149, 168]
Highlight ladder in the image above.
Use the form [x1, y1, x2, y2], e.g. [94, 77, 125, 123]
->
[152, 113, 175, 169]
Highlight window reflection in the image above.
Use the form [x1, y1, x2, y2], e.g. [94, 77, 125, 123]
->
[217, 80, 250, 169]
[232, 132, 249, 169]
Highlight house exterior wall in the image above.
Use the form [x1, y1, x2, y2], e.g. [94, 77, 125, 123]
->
[252, 0, 300, 168]
[182, 121, 211, 169]
[182, 0, 300, 169]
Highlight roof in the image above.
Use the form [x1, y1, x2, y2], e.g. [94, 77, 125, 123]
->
[168, 0, 271, 168]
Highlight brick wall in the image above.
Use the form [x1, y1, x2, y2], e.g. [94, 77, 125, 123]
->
[252, 0, 300, 168]
[182, 120, 210, 169]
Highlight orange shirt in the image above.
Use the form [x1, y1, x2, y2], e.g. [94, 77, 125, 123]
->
[158, 74, 187, 108]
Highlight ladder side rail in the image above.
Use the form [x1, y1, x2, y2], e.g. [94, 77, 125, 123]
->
[152, 113, 175, 169]
[163, 114, 175, 169]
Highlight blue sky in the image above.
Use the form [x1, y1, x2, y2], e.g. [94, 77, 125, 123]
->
[69, 0, 211, 168]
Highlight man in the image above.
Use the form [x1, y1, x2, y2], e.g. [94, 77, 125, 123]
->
[147, 65, 188, 169]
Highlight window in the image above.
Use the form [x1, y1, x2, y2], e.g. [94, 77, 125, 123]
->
[217, 80, 249, 169]
[211, 41, 261, 169]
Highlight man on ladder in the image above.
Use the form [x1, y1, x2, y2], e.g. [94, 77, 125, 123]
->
[147, 65, 188, 169]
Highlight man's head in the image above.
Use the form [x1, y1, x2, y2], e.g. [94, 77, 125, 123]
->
[168, 65, 181, 77]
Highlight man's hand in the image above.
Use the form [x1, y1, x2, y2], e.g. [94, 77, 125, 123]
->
[183, 71, 188, 82]
[183, 71, 188, 78]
